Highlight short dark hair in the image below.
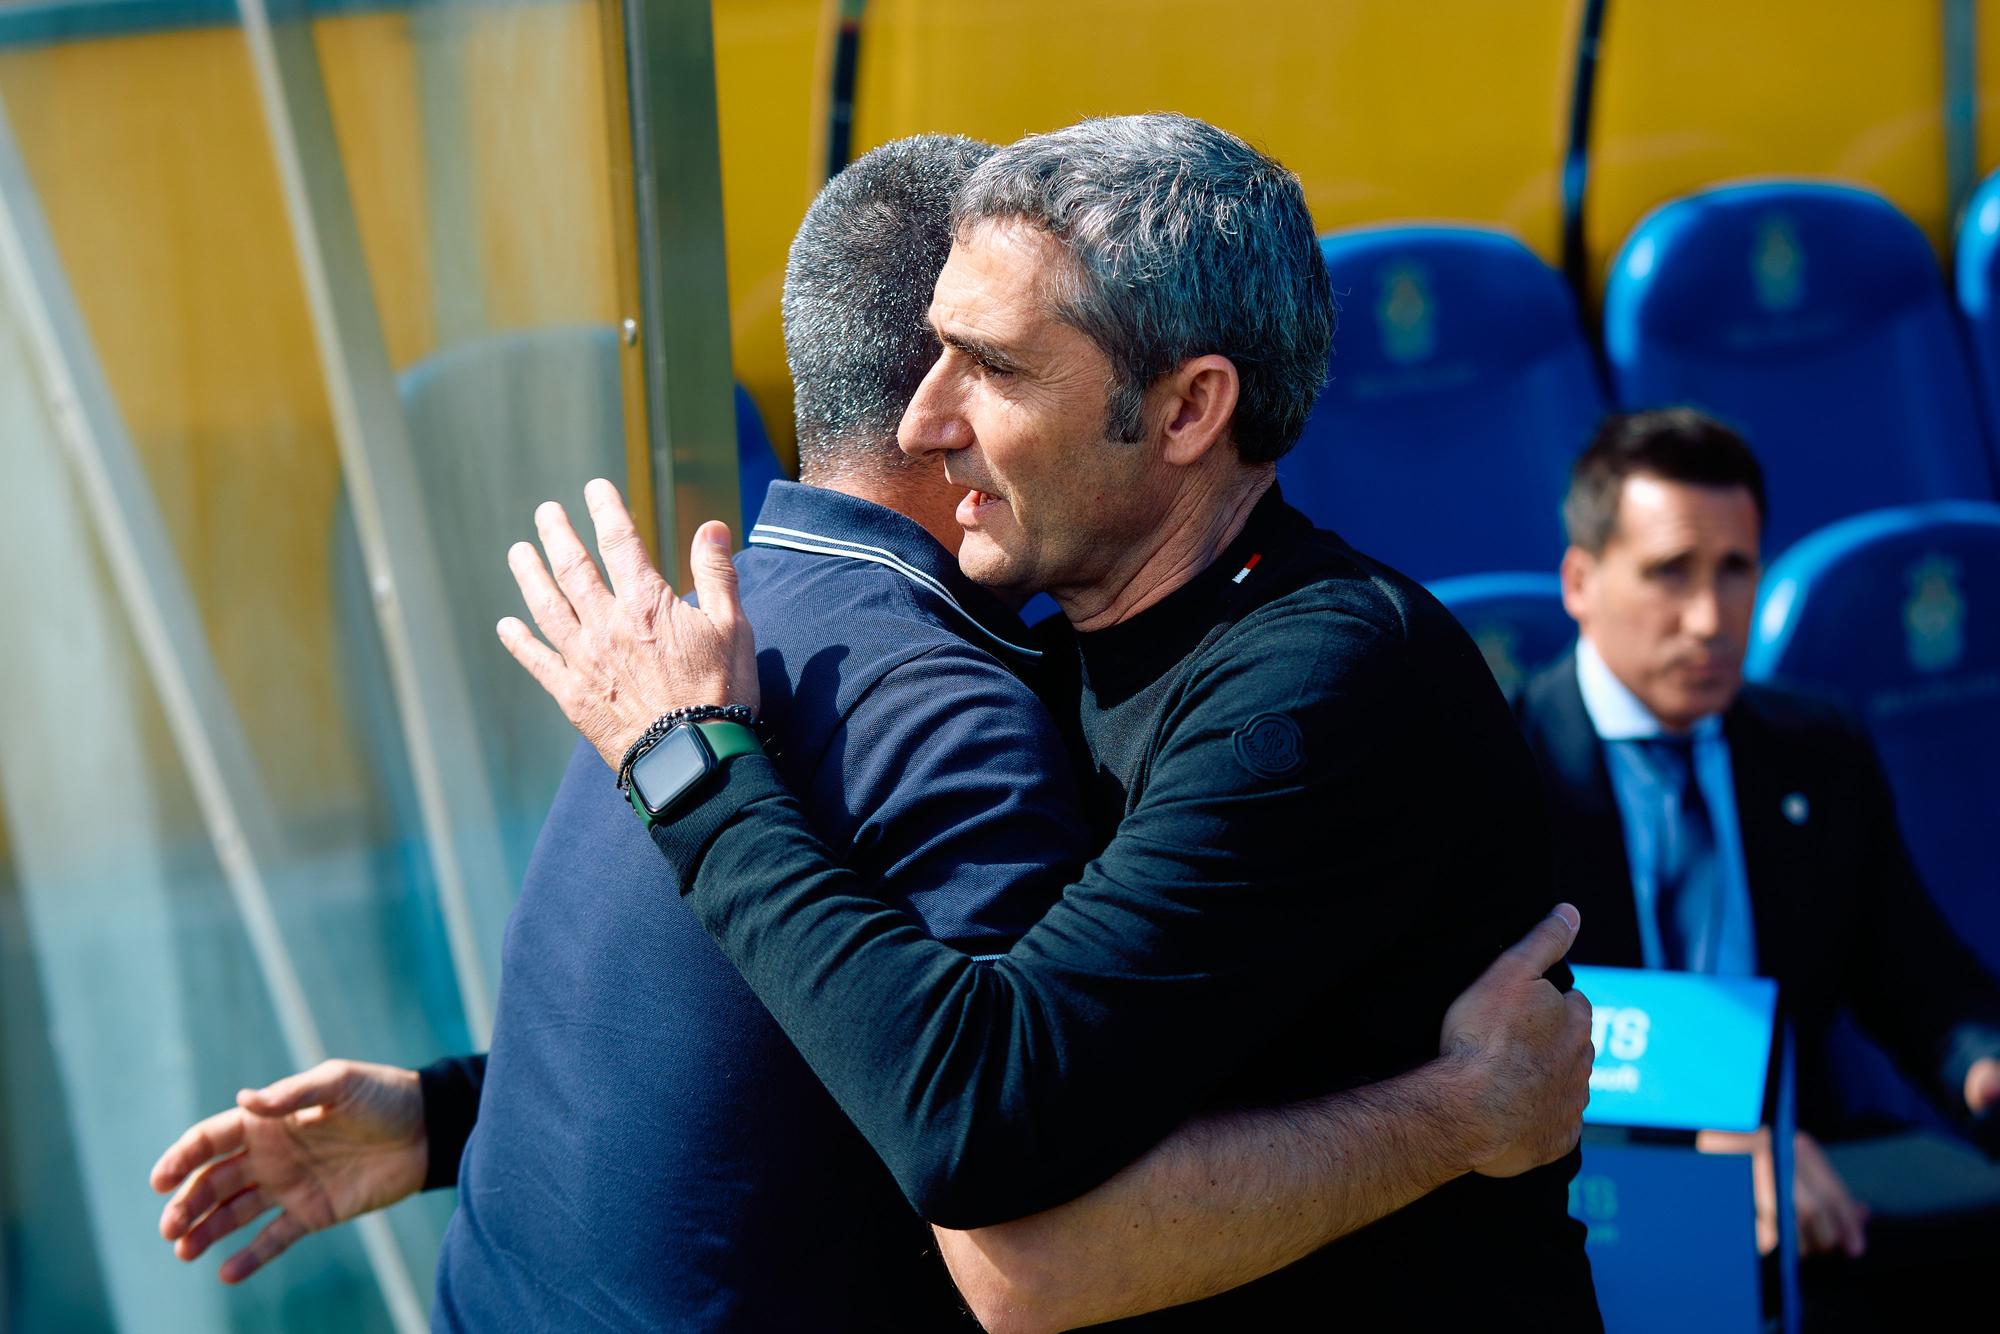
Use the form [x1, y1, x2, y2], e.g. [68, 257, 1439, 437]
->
[952, 113, 1334, 464]
[784, 135, 995, 482]
[1563, 408, 1769, 553]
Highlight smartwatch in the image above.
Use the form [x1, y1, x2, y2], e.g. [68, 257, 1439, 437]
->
[625, 720, 762, 829]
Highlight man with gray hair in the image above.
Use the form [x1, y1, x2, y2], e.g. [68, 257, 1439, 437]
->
[158, 130, 1590, 1329]
[506, 113, 1602, 1328]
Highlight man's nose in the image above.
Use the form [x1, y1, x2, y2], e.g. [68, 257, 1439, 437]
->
[1682, 584, 1723, 640]
[898, 360, 973, 459]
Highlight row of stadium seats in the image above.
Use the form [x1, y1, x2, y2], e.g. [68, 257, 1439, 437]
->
[1280, 176, 2000, 582]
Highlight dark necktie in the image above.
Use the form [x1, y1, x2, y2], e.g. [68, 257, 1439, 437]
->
[1634, 735, 1719, 971]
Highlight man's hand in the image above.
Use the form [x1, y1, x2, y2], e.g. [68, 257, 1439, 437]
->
[1967, 1056, 2000, 1116]
[1440, 905, 1594, 1178]
[150, 1060, 427, 1284]
[1696, 1127, 1868, 1258]
[497, 478, 759, 768]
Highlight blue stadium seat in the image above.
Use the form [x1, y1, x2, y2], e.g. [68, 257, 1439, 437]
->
[1605, 182, 1997, 555]
[1748, 500, 2000, 968]
[1747, 501, 2000, 1128]
[1280, 227, 1605, 581]
[1428, 572, 1573, 696]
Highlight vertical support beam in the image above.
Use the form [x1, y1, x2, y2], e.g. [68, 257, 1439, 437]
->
[235, 0, 510, 1050]
[595, 0, 661, 556]
[0, 95, 425, 1334]
[821, 0, 868, 184]
[1945, 0, 1980, 230]
[623, 0, 740, 577]
[1560, 0, 1611, 315]
[1774, 1024, 1802, 1334]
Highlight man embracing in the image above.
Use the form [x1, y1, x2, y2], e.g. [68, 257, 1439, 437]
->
[508, 113, 1600, 1329]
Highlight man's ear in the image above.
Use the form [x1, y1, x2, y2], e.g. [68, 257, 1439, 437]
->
[1153, 355, 1240, 467]
[1559, 546, 1594, 628]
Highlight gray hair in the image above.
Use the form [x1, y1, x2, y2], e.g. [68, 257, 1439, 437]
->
[951, 113, 1332, 464]
[783, 134, 994, 481]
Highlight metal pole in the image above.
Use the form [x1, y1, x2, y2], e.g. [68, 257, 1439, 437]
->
[1560, 0, 1611, 319]
[235, 0, 512, 1050]
[622, 0, 740, 573]
[1945, 0, 1980, 231]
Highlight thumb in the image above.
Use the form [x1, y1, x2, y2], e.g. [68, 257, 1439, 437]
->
[689, 521, 742, 627]
[1493, 904, 1581, 982]
[238, 1061, 347, 1117]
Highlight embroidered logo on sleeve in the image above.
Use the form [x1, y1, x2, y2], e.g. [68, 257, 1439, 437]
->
[1233, 712, 1306, 780]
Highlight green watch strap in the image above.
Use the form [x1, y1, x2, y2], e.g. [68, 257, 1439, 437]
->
[694, 719, 762, 763]
[627, 778, 657, 829]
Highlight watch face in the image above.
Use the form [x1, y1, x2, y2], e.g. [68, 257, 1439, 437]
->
[630, 725, 714, 816]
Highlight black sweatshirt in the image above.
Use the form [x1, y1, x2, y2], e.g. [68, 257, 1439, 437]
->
[653, 488, 1601, 1329]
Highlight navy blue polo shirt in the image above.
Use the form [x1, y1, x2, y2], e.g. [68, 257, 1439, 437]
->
[432, 481, 1088, 1331]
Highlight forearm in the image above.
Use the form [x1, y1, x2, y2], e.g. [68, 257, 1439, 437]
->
[653, 756, 1342, 1226]
[936, 1056, 1485, 1333]
[654, 757, 1138, 1223]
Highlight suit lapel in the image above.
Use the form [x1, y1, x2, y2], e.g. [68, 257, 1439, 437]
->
[1723, 696, 1800, 985]
[1523, 655, 1646, 967]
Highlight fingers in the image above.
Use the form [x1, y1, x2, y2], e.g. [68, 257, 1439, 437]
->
[162, 1151, 255, 1241]
[177, 1185, 271, 1263]
[1965, 1056, 2000, 1114]
[1796, 1188, 1842, 1256]
[584, 478, 667, 603]
[509, 539, 580, 652]
[152, 1108, 247, 1195]
[1835, 1196, 1869, 1258]
[1565, 988, 1593, 1036]
[688, 521, 741, 628]
[219, 1211, 309, 1285]
[1491, 905, 1582, 983]
[238, 1060, 347, 1118]
[1793, 1135, 1868, 1258]
[497, 615, 572, 701]
[536, 500, 613, 620]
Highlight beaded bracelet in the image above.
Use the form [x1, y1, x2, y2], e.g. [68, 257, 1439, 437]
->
[615, 704, 761, 793]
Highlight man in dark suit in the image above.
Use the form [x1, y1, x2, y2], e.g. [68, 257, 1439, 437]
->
[1515, 407, 2000, 1263]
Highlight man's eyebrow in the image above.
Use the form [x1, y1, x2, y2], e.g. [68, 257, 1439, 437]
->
[937, 327, 1023, 370]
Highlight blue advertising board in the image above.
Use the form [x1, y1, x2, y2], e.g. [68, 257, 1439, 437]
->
[1571, 1142, 1762, 1333]
[1571, 965, 1778, 1132]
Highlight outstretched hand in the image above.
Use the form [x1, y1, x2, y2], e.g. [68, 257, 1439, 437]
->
[150, 1060, 427, 1284]
[1440, 905, 1595, 1178]
[497, 478, 760, 769]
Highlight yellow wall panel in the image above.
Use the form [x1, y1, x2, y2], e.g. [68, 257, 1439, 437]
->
[1586, 0, 1947, 294]
[0, 30, 361, 814]
[462, 1, 622, 333]
[850, 0, 1585, 260]
[713, 0, 830, 468]
[315, 11, 438, 371]
[1975, 7, 2000, 179]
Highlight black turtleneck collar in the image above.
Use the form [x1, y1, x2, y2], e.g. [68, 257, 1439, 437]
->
[1074, 481, 1305, 708]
